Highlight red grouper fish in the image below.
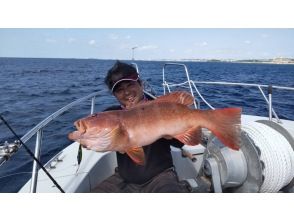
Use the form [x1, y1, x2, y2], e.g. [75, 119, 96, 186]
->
[68, 91, 241, 165]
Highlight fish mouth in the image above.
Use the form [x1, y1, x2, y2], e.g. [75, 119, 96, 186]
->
[68, 127, 113, 151]
[68, 131, 83, 141]
[68, 119, 88, 142]
[74, 119, 87, 133]
[69, 119, 87, 141]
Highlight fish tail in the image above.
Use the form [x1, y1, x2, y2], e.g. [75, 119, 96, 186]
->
[199, 108, 242, 150]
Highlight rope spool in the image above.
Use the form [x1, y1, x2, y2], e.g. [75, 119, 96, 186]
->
[242, 122, 294, 192]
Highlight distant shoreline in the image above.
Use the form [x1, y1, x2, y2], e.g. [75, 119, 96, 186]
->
[150, 58, 294, 65]
[1, 56, 294, 65]
[191, 60, 294, 65]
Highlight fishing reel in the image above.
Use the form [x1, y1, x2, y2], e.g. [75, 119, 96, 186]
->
[0, 140, 21, 165]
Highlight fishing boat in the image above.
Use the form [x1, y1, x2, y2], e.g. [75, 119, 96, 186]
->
[1, 63, 294, 193]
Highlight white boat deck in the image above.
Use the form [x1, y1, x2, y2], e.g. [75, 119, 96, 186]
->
[19, 142, 117, 193]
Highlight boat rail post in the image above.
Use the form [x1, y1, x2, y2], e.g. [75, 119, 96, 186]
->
[183, 66, 198, 109]
[91, 96, 96, 114]
[162, 65, 166, 95]
[258, 85, 280, 123]
[30, 128, 43, 193]
[268, 85, 273, 121]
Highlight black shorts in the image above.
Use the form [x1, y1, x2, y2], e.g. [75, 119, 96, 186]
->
[91, 168, 189, 193]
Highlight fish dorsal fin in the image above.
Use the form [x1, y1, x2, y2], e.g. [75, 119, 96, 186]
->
[126, 146, 145, 165]
[153, 91, 194, 106]
[174, 126, 202, 146]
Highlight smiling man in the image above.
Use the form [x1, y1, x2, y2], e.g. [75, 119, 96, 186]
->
[91, 61, 188, 193]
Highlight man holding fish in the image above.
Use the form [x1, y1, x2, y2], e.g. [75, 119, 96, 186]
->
[68, 61, 241, 192]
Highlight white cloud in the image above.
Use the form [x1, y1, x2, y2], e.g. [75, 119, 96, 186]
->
[261, 34, 269, 38]
[169, 49, 175, 53]
[88, 40, 96, 45]
[45, 38, 56, 43]
[68, 38, 76, 43]
[125, 35, 131, 39]
[244, 40, 251, 44]
[201, 41, 208, 46]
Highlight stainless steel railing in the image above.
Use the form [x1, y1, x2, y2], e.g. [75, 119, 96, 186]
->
[20, 90, 107, 192]
[162, 63, 294, 123]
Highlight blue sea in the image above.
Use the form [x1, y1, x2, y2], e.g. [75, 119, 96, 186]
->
[0, 57, 294, 192]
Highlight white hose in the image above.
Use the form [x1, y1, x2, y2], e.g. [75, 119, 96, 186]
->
[242, 122, 294, 192]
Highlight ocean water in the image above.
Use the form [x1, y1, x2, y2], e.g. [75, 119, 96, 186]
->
[0, 57, 294, 192]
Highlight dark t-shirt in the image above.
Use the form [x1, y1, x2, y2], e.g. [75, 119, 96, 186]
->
[104, 100, 183, 184]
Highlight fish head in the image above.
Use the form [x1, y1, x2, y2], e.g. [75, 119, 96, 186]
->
[68, 112, 122, 151]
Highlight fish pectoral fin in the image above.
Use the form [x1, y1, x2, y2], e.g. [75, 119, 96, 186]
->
[174, 127, 202, 146]
[126, 146, 145, 166]
[153, 91, 194, 106]
[109, 124, 130, 145]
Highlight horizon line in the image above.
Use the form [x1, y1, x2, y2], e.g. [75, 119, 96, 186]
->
[1, 56, 294, 61]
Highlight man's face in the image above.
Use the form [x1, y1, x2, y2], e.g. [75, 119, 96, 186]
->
[113, 80, 144, 109]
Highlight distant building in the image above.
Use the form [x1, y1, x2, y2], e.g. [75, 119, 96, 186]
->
[272, 57, 294, 64]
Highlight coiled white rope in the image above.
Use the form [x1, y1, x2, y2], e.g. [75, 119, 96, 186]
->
[242, 122, 294, 192]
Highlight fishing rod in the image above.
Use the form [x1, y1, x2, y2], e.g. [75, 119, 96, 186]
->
[0, 114, 65, 193]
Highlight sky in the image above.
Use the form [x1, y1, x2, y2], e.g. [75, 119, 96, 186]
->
[1, 28, 294, 60]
